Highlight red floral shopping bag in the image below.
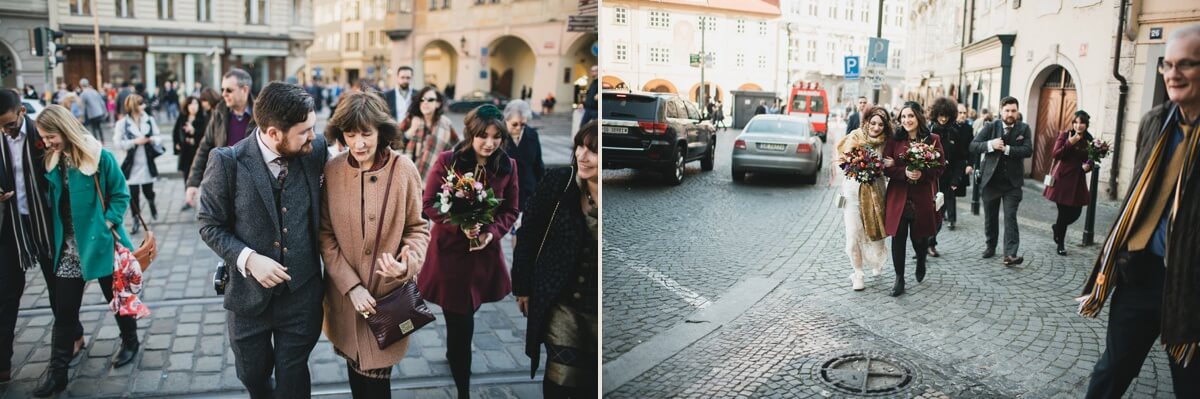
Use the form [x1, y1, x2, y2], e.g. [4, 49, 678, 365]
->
[111, 243, 151, 319]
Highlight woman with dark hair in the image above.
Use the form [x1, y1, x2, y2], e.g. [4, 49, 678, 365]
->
[833, 106, 891, 291]
[1042, 110, 1095, 256]
[173, 96, 207, 208]
[319, 91, 431, 398]
[420, 105, 520, 398]
[925, 97, 971, 256]
[882, 102, 945, 296]
[512, 120, 598, 397]
[198, 87, 222, 114]
[399, 86, 459, 178]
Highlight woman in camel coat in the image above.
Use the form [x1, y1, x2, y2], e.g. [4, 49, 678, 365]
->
[318, 92, 430, 398]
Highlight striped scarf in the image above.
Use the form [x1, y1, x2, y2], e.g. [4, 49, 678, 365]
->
[1077, 105, 1200, 366]
[0, 118, 54, 271]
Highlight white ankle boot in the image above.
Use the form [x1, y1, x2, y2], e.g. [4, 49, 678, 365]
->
[850, 272, 865, 291]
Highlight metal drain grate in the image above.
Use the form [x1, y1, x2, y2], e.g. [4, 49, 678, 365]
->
[816, 353, 914, 396]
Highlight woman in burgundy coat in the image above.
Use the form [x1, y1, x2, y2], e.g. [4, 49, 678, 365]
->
[1042, 110, 1095, 256]
[420, 105, 520, 399]
[882, 102, 945, 297]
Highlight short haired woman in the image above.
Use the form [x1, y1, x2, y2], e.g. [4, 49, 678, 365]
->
[113, 94, 163, 229]
[319, 91, 431, 398]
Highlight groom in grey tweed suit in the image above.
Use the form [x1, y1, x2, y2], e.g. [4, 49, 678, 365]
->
[198, 82, 328, 398]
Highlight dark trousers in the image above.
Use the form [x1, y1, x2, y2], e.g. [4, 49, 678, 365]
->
[346, 366, 391, 399]
[891, 211, 928, 277]
[85, 116, 105, 144]
[983, 186, 1022, 256]
[1086, 253, 1200, 398]
[444, 310, 476, 399]
[52, 275, 139, 353]
[580, 109, 598, 126]
[1054, 204, 1083, 242]
[930, 186, 957, 247]
[227, 278, 324, 399]
[0, 216, 83, 371]
[128, 183, 156, 216]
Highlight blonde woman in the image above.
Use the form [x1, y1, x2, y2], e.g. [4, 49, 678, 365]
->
[318, 92, 430, 398]
[113, 94, 163, 229]
[34, 105, 139, 397]
[833, 106, 890, 291]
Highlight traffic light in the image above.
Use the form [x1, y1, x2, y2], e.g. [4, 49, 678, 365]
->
[46, 29, 65, 68]
[29, 27, 46, 57]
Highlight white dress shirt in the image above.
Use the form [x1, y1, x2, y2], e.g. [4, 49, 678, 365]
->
[235, 129, 286, 277]
[5, 120, 28, 215]
[394, 87, 413, 122]
[988, 122, 1015, 155]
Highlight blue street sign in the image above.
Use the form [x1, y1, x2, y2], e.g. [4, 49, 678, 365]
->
[591, 42, 598, 57]
[868, 38, 890, 66]
[480, 70, 487, 79]
[845, 56, 860, 80]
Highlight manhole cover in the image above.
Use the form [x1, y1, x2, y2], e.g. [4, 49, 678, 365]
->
[815, 353, 915, 396]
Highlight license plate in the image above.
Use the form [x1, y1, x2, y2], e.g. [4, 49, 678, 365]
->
[603, 126, 629, 134]
[757, 143, 787, 151]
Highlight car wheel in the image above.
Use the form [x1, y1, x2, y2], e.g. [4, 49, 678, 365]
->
[732, 168, 745, 182]
[664, 148, 685, 185]
[700, 141, 715, 171]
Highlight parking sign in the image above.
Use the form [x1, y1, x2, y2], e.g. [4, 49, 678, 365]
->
[868, 38, 890, 66]
[845, 56, 860, 80]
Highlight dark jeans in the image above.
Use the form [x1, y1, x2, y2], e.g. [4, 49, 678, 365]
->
[1054, 204, 1083, 241]
[930, 186, 957, 247]
[891, 209, 928, 277]
[444, 311, 475, 399]
[1086, 252, 1200, 398]
[85, 116, 106, 144]
[0, 216, 83, 371]
[128, 183, 156, 216]
[53, 275, 139, 348]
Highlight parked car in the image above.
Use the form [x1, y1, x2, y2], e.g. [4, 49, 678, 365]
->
[601, 91, 716, 185]
[731, 114, 823, 184]
[449, 90, 509, 113]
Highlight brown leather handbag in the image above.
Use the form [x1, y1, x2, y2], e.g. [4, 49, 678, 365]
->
[94, 175, 157, 271]
[363, 157, 435, 350]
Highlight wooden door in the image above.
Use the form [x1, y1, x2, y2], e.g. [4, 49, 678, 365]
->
[1033, 67, 1076, 180]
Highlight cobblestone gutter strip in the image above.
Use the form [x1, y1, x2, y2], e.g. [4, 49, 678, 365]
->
[607, 287, 1006, 399]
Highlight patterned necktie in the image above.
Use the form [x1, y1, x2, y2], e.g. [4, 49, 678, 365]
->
[273, 158, 288, 182]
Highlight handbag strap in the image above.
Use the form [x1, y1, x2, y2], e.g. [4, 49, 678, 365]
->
[93, 174, 149, 237]
[366, 155, 400, 293]
[533, 165, 576, 266]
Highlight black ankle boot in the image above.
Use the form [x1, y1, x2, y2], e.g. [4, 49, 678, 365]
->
[34, 334, 72, 397]
[916, 260, 926, 283]
[1053, 224, 1067, 255]
[890, 275, 906, 297]
[130, 221, 141, 235]
[149, 202, 159, 221]
[113, 337, 139, 368]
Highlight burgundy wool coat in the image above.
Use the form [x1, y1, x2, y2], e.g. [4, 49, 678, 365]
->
[1042, 131, 1093, 207]
[419, 151, 520, 315]
[883, 133, 946, 239]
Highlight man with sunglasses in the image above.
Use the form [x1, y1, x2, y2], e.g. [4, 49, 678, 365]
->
[0, 89, 87, 382]
[186, 68, 257, 208]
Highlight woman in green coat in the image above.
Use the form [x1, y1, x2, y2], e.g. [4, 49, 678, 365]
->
[32, 105, 140, 397]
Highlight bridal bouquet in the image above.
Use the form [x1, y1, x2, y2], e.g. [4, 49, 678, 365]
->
[435, 170, 503, 249]
[902, 141, 941, 182]
[1087, 139, 1111, 166]
[839, 147, 885, 184]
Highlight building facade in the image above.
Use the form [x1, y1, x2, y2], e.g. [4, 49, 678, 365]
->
[780, 0, 908, 112]
[306, 0, 400, 86]
[50, 0, 314, 95]
[365, 0, 595, 111]
[0, 0, 51, 90]
[903, 0, 1199, 197]
[600, 0, 783, 109]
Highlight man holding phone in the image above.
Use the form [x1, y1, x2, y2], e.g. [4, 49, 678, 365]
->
[0, 89, 86, 382]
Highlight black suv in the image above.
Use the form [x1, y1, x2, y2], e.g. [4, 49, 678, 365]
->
[601, 92, 716, 185]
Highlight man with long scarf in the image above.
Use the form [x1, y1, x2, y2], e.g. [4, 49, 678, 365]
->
[1079, 24, 1200, 397]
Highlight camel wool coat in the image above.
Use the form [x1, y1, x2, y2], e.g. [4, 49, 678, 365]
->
[319, 151, 431, 370]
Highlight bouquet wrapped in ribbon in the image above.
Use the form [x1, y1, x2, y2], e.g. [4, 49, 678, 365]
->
[839, 147, 886, 184]
[902, 141, 942, 182]
[1087, 139, 1111, 167]
[435, 168, 503, 250]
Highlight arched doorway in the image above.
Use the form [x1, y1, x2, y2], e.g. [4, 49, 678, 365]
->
[737, 83, 763, 91]
[688, 82, 724, 104]
[602, 75, 627, 91]
[567, 34, 598, 88]
[642, 79, 677, 93]
[421, 40, 458, 94]
[1033, 66, 1077, 180]
[488, 36, 536, 100]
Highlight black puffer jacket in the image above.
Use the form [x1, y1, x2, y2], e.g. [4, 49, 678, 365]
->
[511, 166, 597, 378]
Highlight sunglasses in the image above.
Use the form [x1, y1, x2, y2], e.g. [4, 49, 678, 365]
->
[222, 87, 239, 93]
[420, 97, 439, 103]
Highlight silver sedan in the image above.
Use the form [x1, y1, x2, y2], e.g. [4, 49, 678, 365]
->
[731, 115, 824, 184]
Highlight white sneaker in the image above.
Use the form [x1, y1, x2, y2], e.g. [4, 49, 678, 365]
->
[851, 273, 865, 291]
[871, 265, 883, 277]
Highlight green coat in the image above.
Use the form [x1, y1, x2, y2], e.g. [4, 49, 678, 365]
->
[46, 149, 134, 281]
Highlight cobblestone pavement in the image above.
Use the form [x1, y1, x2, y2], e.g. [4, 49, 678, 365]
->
[0, 112, 575, 398]
[602, 123, 1174, 397]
